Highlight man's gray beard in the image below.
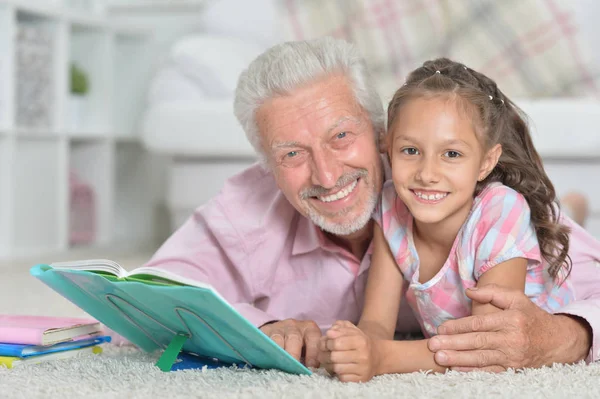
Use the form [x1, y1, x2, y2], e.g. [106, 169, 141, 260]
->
[299, 168, 377, 236]
[305, 186, 378, 236]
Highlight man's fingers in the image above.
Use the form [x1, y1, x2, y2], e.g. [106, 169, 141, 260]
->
[260, 319, 325, 365]
[451, 365, 506, 373]
[466, 284, 530, 311]
[317, 348, 332, 367]
[269, 333, 285, 349]
[284, 332, 304, 361]
[437, 312, 505, 335]
[303, 328, 323, 368]
[434, 349, 508, 368]
[428, 332, 501, 352]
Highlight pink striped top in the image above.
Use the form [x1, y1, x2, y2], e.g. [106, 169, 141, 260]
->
[375, 181, 575, 337]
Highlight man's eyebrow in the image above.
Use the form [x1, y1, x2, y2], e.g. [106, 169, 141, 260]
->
[271, 117, 361, 150]
[272, 141, 301, 150]
[327, 116, 360, 134]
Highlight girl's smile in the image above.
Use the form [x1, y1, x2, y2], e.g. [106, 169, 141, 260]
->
[411, 189, 449, 203]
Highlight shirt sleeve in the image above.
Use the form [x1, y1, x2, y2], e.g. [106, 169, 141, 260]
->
[554, 301, 600, 363]
[472, 187, 542, 279]
[554, 256, 600, 363]
[142, 198, 278, 328]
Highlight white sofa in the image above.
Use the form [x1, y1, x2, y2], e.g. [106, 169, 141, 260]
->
[141, 79, 600, 237]
[138, 1, 600, 238]
[140, 32, 261, 230]
[517, 99, 600, 238]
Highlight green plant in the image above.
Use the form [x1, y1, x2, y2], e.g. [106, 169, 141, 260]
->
[70, 63, 89, 95]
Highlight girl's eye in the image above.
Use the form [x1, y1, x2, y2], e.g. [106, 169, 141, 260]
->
[445, 151, 461, 158]
[336, 132, 347, 139]
[401, 147, 419, 155]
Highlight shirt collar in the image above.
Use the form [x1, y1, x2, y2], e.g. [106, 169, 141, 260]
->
[292, 213, 374, 262]
[292, 215, 326, 256]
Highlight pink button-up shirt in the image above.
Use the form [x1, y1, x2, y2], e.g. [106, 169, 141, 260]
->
[144, 163, 600, 362]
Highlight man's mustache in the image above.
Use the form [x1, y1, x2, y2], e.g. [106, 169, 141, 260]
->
[299, 169, 368, 199]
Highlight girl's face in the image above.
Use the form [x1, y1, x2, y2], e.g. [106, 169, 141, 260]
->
[388, 96, 501, 230]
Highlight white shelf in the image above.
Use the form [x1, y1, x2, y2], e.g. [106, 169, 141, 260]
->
[105, 0, 210, 12]
[0, 4, 15, 131]
[0, 0, 154, 261]
[13, 128, 62, 138]
[67, 23, 111, 133]
[12, 137, 66, 253]
[69, 138, 113, 246]
[0, 136, 13, 258]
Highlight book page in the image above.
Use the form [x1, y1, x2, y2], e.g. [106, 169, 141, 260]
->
[127, 267, 218, 293]
[49, 259, 127, 278]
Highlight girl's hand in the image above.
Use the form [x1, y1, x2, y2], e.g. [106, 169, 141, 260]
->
[317, 320, 380, 382]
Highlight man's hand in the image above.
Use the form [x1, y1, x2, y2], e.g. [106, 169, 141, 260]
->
[259, 319, 322, 368]
[318, 320, 380, 383]
[427, 284, 592, 372]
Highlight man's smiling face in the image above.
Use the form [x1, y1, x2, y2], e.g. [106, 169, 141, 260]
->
[256, 75, 383, 236]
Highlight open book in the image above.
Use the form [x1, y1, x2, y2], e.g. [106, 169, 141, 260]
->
[50, 259, 217, 289]
[31, 260, 310, 375]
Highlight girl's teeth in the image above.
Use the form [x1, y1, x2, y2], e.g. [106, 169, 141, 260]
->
[415, 191, 448, 201]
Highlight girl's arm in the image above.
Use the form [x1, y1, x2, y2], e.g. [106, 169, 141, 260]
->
[371, 258, 528, 374]
[357, 223, 404, 339]
[359, 224, 446, 375]
[471, 258, 528, 315]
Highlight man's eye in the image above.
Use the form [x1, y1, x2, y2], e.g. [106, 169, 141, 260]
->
[401, 147, 419, 155]
[445, 151, 461, 158]
[336, 132, 347, 139]
[286, 151, 298, 158]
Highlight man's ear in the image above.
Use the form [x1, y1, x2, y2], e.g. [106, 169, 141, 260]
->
[479, 143, 502, 181]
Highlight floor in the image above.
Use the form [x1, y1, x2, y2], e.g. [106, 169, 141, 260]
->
[0, 251, 153, 318]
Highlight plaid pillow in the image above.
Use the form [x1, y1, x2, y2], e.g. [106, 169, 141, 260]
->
[278, 0, 600, 102]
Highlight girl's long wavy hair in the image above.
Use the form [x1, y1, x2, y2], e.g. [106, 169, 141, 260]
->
[387, 58, 571, 281]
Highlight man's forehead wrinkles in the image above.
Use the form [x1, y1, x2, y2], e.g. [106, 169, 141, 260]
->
[268, 106, 355, 134]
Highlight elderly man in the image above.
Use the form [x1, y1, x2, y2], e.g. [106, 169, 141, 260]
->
[144, 37, 599, 371]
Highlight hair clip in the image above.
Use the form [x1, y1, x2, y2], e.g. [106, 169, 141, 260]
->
[435, 70, 441, 74]
[500, 99, 505, 104]
[488, 95, 493, 100]
[463, 66, 467, 70]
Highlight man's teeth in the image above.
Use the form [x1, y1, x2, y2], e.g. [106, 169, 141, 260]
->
[414, 191, 448, 201]
[318, 180, 358, 203]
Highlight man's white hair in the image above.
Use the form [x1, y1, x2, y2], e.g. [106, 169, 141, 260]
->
[233, 36, 385, 166]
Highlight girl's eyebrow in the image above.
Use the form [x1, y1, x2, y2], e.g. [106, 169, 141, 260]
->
[394, 135, 472, 148]
[441, 138, 472, 148]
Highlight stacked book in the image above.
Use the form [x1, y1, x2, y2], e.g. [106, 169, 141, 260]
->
[0, 315, 110, 369]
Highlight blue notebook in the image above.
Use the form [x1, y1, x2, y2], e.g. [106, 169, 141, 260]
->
[172, 352, 239, 371]
[0, 336, 111, 358]
[30, 260, 310, 375]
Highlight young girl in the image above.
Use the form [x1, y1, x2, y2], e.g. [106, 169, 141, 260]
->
[318, 58, 600, 382]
